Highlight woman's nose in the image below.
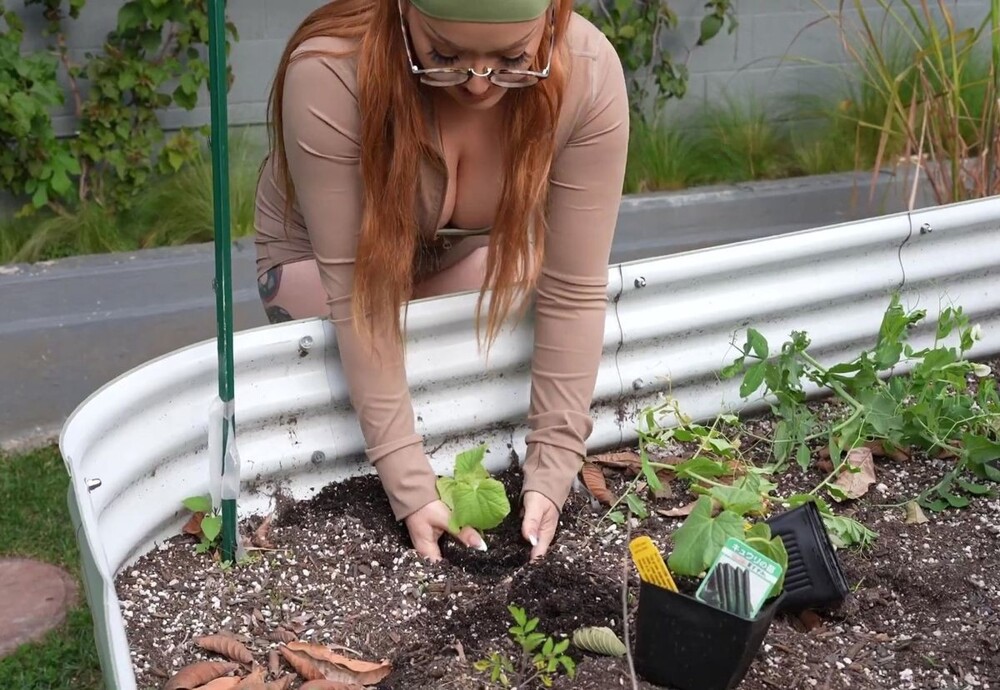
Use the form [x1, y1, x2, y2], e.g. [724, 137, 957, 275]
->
[464, 72, 491, 95]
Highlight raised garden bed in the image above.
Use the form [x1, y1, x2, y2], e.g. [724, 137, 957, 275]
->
[116, 356, 1000, 690]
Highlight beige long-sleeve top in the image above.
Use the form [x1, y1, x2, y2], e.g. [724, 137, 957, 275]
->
[255, 13, 630, 520]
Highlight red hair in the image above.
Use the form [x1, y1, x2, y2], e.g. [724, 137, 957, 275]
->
[267, 0, 571, 348]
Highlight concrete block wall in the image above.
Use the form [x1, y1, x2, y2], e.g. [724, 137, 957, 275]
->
[7, 0, 993, 132]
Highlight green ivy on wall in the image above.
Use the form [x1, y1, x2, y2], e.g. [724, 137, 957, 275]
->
[577, 0, 737, 120]
[0, 0, 237, 217]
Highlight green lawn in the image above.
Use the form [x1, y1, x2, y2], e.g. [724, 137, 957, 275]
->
[0, 446, 104, 689]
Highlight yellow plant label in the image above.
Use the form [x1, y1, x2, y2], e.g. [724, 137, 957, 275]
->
[628, 535, 678, 593]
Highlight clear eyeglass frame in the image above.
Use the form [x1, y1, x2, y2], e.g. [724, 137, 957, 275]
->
[397, 0, 555, 88]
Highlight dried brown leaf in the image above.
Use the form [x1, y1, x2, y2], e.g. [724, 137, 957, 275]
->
[796, 610, 823, 632]
[279, 647, 324, 681]
[581, 463, 616, 505]
[192, 678, 241, 690]
[285, 642, 392, 685]
[299, 681, 364, 690]
[267, 628, 298, 644]
[816, 458, 834, 474]
[588, 450, 642, 472]
[195, 635, 254, 665]
[252, 512, 275, 549]
[164, 661, 239, 690]
[183, 512, 205, 537]
[865, 440, 910, 462]
[268, 649, 280, 676]
[832, 447, 877, 500]
[234, 667, 267, 690]
[263, 676, 296, 690]
[904, 501, 929, 525]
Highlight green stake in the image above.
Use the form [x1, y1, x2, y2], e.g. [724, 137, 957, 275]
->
[207, 0, 237, 564]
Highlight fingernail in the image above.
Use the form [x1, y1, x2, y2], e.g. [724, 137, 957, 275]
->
[475, 540, 488, 552]
[529, 534, 538, 547]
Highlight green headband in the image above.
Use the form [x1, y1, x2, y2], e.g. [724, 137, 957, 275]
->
[409, 0, 550, 23]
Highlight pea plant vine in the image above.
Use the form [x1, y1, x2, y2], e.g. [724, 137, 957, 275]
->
[723, 293, 1000, 513]
[593, 293, 997, 563]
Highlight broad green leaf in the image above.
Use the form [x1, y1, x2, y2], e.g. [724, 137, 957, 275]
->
[509, 605, 527, 626]
[454, 445, 489, 483]
[744, 523, 787, 596]
[182, 495, 211, 513]
[31, 183, 47, 208]
[674, 456, 729, 481]
[962, 433, 1000, 467]
[747, 329, 768, 360]
[827, 361, 862, 375]
[970, 462, 1000, 483]
[625, 493, 648, 519]
[795, 444, 812, 470]
[709, 477, 765, 515]
[49, 168, 71, 195]
[941, 491, 970, 508]
[672, 428, 696, 443]
[667, 498, 745, 576]
[201, 514, 222, 542]
[822, 514, 877, 548]
[920, 496, 949, 512]
[117, 3, 143, 30]
[956, 478, 993, 496]
[698, 13, 724, 45]
[740, 361, 766, 398]
[436, 476, 457, 510]
[451, 476, 510, 531]
[705, 435, 737, 455]
[607, 510, 625, 525]
[560, 656, 576, 677]
[640, 449, 663, 491]
[772, 420, 793, 467]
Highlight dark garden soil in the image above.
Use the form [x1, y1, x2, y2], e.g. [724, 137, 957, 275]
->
[117, 367, 1000, 690]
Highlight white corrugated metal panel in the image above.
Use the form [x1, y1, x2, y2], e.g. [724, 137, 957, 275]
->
[60, 197, 1000, 690]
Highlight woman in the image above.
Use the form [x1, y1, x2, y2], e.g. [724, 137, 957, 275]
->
[254, 0, 629, 562]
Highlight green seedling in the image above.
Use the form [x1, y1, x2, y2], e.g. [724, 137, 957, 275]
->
[474, 605, 576, 688]
[181, 495, 223, 555]
[666, 482, 789, 598]
[437, 445, 511, 533]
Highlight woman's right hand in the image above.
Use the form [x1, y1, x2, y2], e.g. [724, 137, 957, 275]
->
[404, 500, 487, 561]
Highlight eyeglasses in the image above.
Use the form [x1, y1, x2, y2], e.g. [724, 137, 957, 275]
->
[398, 0, 555, 88]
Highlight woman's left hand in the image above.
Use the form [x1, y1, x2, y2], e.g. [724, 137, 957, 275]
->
[521, 491, 560, 561]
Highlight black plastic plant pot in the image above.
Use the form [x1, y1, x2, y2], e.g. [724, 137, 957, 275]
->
[634, 580, 782, 690]
[765, 501, 850, 613]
